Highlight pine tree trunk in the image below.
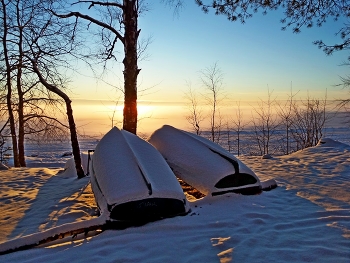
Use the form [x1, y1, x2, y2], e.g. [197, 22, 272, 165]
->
[122, 0, 140, 134]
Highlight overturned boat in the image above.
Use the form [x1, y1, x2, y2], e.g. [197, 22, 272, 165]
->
[0, 128, 191, 255]
[148, 125, 276, 196]
[89, 127, 190, 223]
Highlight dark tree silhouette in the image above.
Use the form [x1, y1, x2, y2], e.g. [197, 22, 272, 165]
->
[53, 0, 183, 134]
[30, 60, 85, 178]
[200, 63, 225, 142]
[52, 1, 349, 136]
[184, 83, 204, 135]
[52, 1, 142, 134]
[0, 0, 84, 177]
[195, 1, 350, 129]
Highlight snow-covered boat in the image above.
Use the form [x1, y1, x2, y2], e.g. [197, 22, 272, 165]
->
[148, 125, 275, 196]
[0, 128, 190, 255]
[89, 127, 190, 223]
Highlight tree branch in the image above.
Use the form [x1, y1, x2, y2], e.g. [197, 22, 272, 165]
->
[51, 10, 125, 45]
[23, 114, 69, 128]
[72, 1, 124, 10]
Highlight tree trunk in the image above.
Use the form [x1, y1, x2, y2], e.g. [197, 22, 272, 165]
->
[237, 132, 240, 156]
[122, 0, 139, 134]
[5, 72, 19, 167]
[66, 100, 85, 178]
[16, 3, 26, 166]
[286, 123, 289, 155]
[17, 69, 26, 167]
[1, 0, 20, 167]
[31, 60, 85, 178]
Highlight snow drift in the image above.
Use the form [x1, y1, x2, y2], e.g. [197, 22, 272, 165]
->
[0, 134, 349, 262]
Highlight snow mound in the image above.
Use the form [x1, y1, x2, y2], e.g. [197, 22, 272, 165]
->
[286, 137, 350, 158]
[63, 152, 91, 177]
[316, 138, 350, 148]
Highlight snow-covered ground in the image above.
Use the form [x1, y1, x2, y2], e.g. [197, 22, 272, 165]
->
[0, 136, 349, 262]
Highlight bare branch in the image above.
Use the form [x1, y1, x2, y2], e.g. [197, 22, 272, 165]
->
[51, 10, 125, 44]
[184, 81, 204, 135]
[200, 62, 225, 142]
[23, 114, 68, 128]
[72, 1, 124, 10]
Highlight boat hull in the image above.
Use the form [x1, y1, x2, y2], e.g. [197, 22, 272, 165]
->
[90, 127, 189, 222]
[148, 125, 262, 196]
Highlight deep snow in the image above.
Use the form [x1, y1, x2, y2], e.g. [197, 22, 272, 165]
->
[0, 136, 349, 262]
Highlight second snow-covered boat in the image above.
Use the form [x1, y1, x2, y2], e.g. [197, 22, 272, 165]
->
[148, 125, 271, 196]
[89, 127, 190, 223]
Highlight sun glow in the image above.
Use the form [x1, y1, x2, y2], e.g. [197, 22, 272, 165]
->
[71, 99, 271, 136]
[72, 100, 189, 136]
[138, 105, 154, 117]
[106, 104, 155, 118]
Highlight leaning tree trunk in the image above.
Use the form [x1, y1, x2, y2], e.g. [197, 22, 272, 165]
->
[122, 0, 140, 135]
[65, 99, 85, 178]
[31, 60, 85, 178]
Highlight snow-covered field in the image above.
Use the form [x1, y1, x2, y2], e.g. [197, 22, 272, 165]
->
[0, 135, 349, 262]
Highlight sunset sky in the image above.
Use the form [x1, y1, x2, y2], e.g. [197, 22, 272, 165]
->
[69, 2, 349, 135]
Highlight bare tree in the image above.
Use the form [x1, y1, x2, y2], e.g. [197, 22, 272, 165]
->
[231, 101, 246, 156]
[290, 92, 328, 149]
[225, 121, 231, 152]
[30, 60, 85, 178]
[200, 62, 225, 142]
[51, 1, 140, 134]
[0, 118, 11, 164]
[28, 1, 85, 177]
[277, 85, 298, 154]
[0, 0, 84, 177]
[109, 96, 123, 129]
[184, 82, 203, 135]
[337, 68, 350, 125]
[251, 88, 279, 155]
[195, 1, 350, 131]
[51, 1, 184, 135]
[1, 0, 20, 166]
[54, 1, 348, 138]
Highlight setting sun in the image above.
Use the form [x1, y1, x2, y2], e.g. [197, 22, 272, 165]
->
[138, 105, 154, 117]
